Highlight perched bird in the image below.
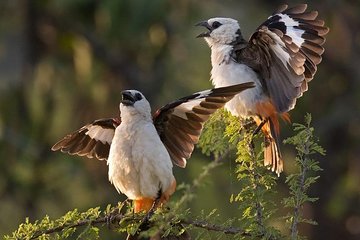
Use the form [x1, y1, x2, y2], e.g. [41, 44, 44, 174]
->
[52, 83, 254, 213]
[196, 4, 329, 175]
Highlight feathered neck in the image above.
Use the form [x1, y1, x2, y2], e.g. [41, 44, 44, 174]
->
[120, 105, 152, 124]
[210, 44, 233, 66]
[209, 30, 247, 66]
[209, 30, 249, 67]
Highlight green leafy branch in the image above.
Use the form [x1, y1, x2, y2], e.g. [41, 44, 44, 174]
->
[6, 113, 325, 239]
[199, 111, 324, 239]
[224, 113, 279, 239]
[5, 160, 251, 240]
[5, 202, 134, 240]
[283, 113, 325, 240]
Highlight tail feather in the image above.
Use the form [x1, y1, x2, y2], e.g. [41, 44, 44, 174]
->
[261, 118, 284, 175]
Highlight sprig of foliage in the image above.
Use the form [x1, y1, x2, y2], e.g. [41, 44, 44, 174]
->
[283, 113, 325, 240]
[5, 160, 249, 240]
[225, 116, 280, 240]
[4, 202, 136, 240]
[199, 110, 281, 239]
[7, 113, 325, 239]
[198, 109, 237, 158]
[199, 112, 324, 239]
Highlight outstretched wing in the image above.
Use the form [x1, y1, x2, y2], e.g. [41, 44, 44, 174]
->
[233, 4, 329, 113]
[153, 82, 255, 168]
[52, 118, 121, 160]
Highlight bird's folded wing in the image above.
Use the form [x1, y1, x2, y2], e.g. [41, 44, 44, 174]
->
[235, 4, 329, 113]
[153, 82, 255, 168]
[51, 118, 121, 160]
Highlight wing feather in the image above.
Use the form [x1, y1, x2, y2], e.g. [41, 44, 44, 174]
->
[52, 118, 120, 161]
[153, 83, 255, 167]
[234, 4, 329, 112]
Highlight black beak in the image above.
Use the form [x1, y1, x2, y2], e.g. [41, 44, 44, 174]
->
[195, 21, 212, 38]
[121, 91, 135, 106]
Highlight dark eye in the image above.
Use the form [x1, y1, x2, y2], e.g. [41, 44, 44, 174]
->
[135, 93, 142, 101]
[212, 21, 222, 29]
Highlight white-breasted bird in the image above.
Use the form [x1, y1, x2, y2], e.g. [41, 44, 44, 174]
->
[52, 83, 254, 213]
[196, 4, 329, 175]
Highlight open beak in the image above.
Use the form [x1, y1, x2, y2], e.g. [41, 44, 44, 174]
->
[195, 21, 212, 38]
[121, 91, 135, 106]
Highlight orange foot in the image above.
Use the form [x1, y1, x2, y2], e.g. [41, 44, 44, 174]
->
[133, 179, 177, 213]
[133, 198, 154, 213]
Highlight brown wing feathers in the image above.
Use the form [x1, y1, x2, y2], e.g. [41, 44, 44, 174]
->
[244, 4, 328, 113]
[154, 83, 255, 168]
[52, 118, 120, 160]
[273, 4, 328, 81]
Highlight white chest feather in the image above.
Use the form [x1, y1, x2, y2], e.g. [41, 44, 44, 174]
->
[107, 120, 174, 200]
[210, 45, 267, 117]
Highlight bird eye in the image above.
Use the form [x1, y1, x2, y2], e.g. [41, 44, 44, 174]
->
[212, 21, 222, 29]
[135, 93, 142, 101]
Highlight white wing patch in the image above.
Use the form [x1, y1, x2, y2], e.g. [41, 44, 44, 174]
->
[173, 89, 212, 119]
[265, 30, 291, 70]
[85, 126, 114, 144]
[276, 13, 298, 26]
[263, 13, 307, 72]
[173, 99, 203, 119]
[277, 13, 305, 47]
[172, 89, 213, 120]
[194, 89, 213, 98]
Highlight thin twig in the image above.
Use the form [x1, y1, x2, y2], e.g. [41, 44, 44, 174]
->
[248, 135, 265, 232]
[290, 133, 311, 239]
[30, 214, 126, 239]
[181, 219, 251, 236]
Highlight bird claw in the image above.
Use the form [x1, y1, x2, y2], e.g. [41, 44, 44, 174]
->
[137, 195, 162, 232]
[250, 140, 255, 151]
[106, 211, 118, 229]
[142, 211, 152, 224]
[106, 199, 130, 229]
[251, 119, 267, 138]
[143, 197, 160, 223]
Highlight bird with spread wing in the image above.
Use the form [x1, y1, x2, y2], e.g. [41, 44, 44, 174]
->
[196, 4, 329, 175]
[52, 83, 254, 213]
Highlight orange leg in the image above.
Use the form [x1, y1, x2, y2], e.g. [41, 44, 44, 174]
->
[255, 101, 279, 135]
[133, 198, 155, 213]
[133, 178, 177, 213]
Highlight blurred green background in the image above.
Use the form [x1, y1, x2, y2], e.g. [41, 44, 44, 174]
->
[0, 0, 359, 239]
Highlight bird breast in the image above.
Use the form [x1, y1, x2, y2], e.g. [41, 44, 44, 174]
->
[211, 59, 267, 117]
[107, 120, 174, 200]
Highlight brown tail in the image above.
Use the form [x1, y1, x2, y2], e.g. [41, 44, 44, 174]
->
[261, 119, 283, 175]
[254, 101, 286, 175]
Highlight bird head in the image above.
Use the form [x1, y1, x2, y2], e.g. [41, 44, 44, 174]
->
[120, 90, 151, 120]
[196, 17, 241, 46]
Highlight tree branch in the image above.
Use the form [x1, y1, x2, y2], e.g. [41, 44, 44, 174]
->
[249, 137, 265, 232]
[181, 219, 251, 236]
[26, 159, 247, 240]
[29, 211, 251, 239]
[30, 214, 125, 239]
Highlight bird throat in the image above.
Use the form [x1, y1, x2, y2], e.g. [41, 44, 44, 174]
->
[210, 44, 234, 66]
